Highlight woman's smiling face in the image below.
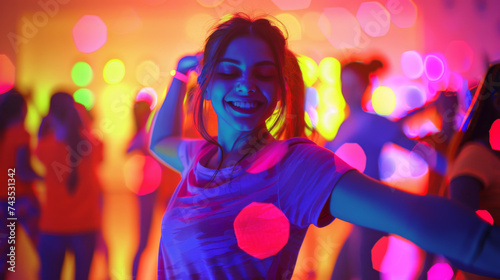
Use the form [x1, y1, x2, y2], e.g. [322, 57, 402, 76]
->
[207, 35, 280, 134]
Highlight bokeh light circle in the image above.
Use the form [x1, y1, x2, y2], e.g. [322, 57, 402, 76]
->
[372, 86, 396, 115]
[401, 84, 426, 110]
[123, 154, 162, 195]
[234, 202, 289, 259]
[305, 87, 319, 108]
[136, 87, 158, 110]
[356, 2, 391, 37]
[427, 263, 454, 280]
[476, 210, 494, 225]
[72, 15, 108, 53]
[490, 119, 500, 151]
[0, 54, 15, 93]
[424, 54, 445, 81]
[372, 236, 389, 272]
[386, 0, 417, 28]
[103, 59, 125, 84]
[71, 62, 93, 87]
[401, 51, 423, 79]
[297, 55, 318, 87]
[335, 143, 367, 173]
[73, 88, 95, 110]
[318, 57, 341, 84]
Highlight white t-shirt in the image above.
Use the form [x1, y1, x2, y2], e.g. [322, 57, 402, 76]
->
[158, 137, 353, 279]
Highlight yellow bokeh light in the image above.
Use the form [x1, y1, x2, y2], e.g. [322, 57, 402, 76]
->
[319, 57, 341, 84]
[372, 86, 396, 116]
[304, 112, 313, 136]
[297, 55, 318, 87]
[103, 59, 126, 84]
[25, 101, 41, 138]
[315, 83, 346, 140]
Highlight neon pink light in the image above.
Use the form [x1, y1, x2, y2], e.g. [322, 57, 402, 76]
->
[386, 0, 417, 28]
[136, 87, 158, 110]
[401, 51, 423, 79]
[357, 2, 391, 37]
[72, 15, 108, 53]
[380, 236, 422, 280]
[490, 119, 500, 151]
[427, 263, 454, 280]
[335, 143, 367, 173]
[0, 55, 15, 94]
[476, 210, 494, 225]
[234, 202, 289, 259]
[372, 236, 389, 272]
[424, 55, 445, 81]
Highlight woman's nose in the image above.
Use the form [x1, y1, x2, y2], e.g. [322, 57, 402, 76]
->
[236, 79, 256, 94]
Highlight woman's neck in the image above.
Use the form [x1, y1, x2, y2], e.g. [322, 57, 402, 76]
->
[209, 125, 274, 169]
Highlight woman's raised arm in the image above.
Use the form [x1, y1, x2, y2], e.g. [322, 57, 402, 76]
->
[329, 170, 500, 278]
[150, 54, 200, 172]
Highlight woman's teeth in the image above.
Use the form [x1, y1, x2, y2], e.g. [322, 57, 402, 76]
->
[231, 101, 258, 109]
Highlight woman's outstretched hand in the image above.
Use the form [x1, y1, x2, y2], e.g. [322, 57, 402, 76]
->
[176, 53, 203, 74]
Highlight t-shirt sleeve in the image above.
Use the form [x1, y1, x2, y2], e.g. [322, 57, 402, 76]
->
[449, 143, 495, 189]
[177, 139, 207, 173]
[278, 139, 354, 228]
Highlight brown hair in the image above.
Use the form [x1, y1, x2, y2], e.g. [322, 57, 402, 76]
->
[192, 13, 308, 184]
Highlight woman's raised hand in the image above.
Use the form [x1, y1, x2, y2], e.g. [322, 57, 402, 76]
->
[176, 53, 203, 74]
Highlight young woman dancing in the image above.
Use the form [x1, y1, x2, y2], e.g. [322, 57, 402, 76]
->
[150, 13, 500, 280]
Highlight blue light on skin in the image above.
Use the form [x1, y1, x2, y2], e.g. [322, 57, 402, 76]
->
[204, 36, 280, 168]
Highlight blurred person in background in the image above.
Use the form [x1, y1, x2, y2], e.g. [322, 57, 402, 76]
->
[36, 92, 103, 280]
[0, 89, 41, 279]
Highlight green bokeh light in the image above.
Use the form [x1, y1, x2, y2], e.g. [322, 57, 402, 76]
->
[73, 88, 95, 110]
[103, 59, 125, 84]
[71, 62, 93, 87]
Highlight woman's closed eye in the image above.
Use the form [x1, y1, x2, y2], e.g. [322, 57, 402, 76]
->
[254, 68, 277, 81]
[216, 71, 239, 78]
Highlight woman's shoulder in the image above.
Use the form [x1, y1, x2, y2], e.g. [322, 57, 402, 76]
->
[278, 137, 334, 159]
[281, 137, 316, 147]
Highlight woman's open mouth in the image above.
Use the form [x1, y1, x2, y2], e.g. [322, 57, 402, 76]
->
[226, 100, 262, 114]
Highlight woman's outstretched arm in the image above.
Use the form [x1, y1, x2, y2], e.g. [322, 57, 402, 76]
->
[329, 170, 500, 277]
[150, 55, 200, 172]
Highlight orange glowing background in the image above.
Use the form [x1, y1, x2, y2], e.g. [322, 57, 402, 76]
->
[2, 0, 500, 279]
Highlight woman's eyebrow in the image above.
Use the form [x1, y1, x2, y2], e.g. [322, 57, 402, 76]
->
[217, 58, 276, 68]
[218, 58, 240, 65]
